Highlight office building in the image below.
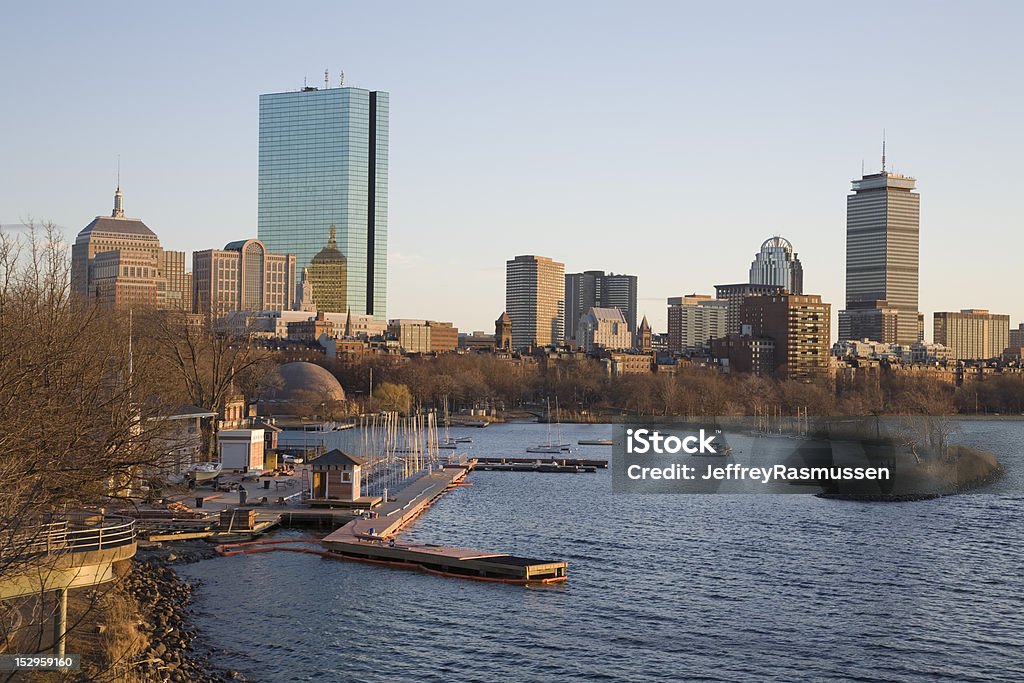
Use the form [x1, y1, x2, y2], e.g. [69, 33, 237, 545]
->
[933, 309, 1010, 360]
[223, 309, 385, 340]
[714, 283, 786, 335]
[192, 239, 297, 319]
[90, 249, 161, 309]
[506, 255, 565, 350]
[258, 82, 388, 320]
[564, 271, 638, 341]
[749, 236, 803, 293]
[667, 295, 728, 353]
[387, 319, 458, 354]
[159, 250, 191, 312]
[740, 293, 831, 380]
[71, 184, 189, 310]
[576, 307, 634, 352]
[838, 157, 921, 344]
[1009, 323, 1024, 350]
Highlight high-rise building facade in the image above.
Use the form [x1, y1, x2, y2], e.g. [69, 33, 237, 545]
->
[258, 84, 388, 320]
[192, 239, 297, 320]
[933, 309, 1009, 360]
[564, 271, 638, 341]
[71, 185, 189, 310]
[740, 293, 831, 381]
[159, 250, 191, 312]
[666, 295, 729, 353]
[713, 283, 785, 335]
[1009, 323, 1024, 350]
[838, 165, 921, 345]
[506, 255, 565, 350]
[749, 236, 803, 293]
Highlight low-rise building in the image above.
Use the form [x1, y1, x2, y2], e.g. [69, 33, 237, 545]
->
[218, 429, 265, 472]
[712, 331, 775, 376]
[387, 319, 460, 354]
[461, 331, 497, 351]
[605, 352, 654, 376]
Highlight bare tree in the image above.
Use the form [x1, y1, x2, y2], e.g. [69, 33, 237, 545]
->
[0, 223, 191, 676]
[139, 311, 277, 459]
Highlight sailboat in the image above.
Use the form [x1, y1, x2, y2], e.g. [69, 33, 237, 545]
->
[527, 399, 572, 454]
[438, 397, 459, 449]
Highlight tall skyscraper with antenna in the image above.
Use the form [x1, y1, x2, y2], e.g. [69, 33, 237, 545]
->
[257, 78, 389, 320]
[838, 143, 922, 344]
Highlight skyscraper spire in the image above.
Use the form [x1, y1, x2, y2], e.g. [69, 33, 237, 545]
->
[112, 180, 124, 218]
[112, 163, 125, 218]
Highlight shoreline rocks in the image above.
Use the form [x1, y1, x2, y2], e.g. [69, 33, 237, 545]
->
[126, 543, 247, 682]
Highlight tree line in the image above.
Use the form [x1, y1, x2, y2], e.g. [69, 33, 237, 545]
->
[313, 352, 1022, 418]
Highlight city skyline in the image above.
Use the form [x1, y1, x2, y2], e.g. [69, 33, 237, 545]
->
[3, 3, 1023, 334]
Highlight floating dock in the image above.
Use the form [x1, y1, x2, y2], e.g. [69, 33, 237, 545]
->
[474, 456, 608, 469]
[319, 463, 567, 584]
[476, 462, 596, 473]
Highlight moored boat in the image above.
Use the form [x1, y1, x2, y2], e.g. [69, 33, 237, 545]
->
[187, 462, 222, 482]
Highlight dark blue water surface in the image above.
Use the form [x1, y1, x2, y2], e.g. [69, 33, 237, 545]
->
[178, 420, 1024, 682]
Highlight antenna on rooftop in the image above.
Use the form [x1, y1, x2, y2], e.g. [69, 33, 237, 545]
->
[339, 69, 345, 87]
[324, 68, 329, 89]
[881, 129, 887, 173]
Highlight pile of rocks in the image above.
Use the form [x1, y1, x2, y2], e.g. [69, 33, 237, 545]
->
[125, 559, 246, 682]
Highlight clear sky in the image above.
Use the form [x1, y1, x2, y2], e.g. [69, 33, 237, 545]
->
[3, 1, 1022, 337]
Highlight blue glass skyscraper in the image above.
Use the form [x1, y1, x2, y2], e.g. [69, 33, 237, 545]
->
[258, 84, 389, 319]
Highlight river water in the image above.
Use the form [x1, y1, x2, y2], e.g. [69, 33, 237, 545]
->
[178, 420, 1024, 682]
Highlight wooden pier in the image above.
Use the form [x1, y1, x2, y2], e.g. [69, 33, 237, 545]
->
[320, 463, 568, 584]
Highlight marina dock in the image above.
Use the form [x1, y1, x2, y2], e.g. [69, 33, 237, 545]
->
[136, 457, 569, 584]
[474, 456, 608, 469]
[319, 463, 568, 583]
[476, 461, 597, 473]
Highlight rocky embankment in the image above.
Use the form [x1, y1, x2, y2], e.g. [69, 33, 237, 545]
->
[123, 543, 246, 682]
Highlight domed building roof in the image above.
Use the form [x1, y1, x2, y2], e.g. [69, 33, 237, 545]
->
[760, 235, 794, 254]
[312, 225, 347, 264]
[262, 362, 346, 411]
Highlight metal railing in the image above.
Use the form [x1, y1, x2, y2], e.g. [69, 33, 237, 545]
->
[3, 516, 136, 558]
